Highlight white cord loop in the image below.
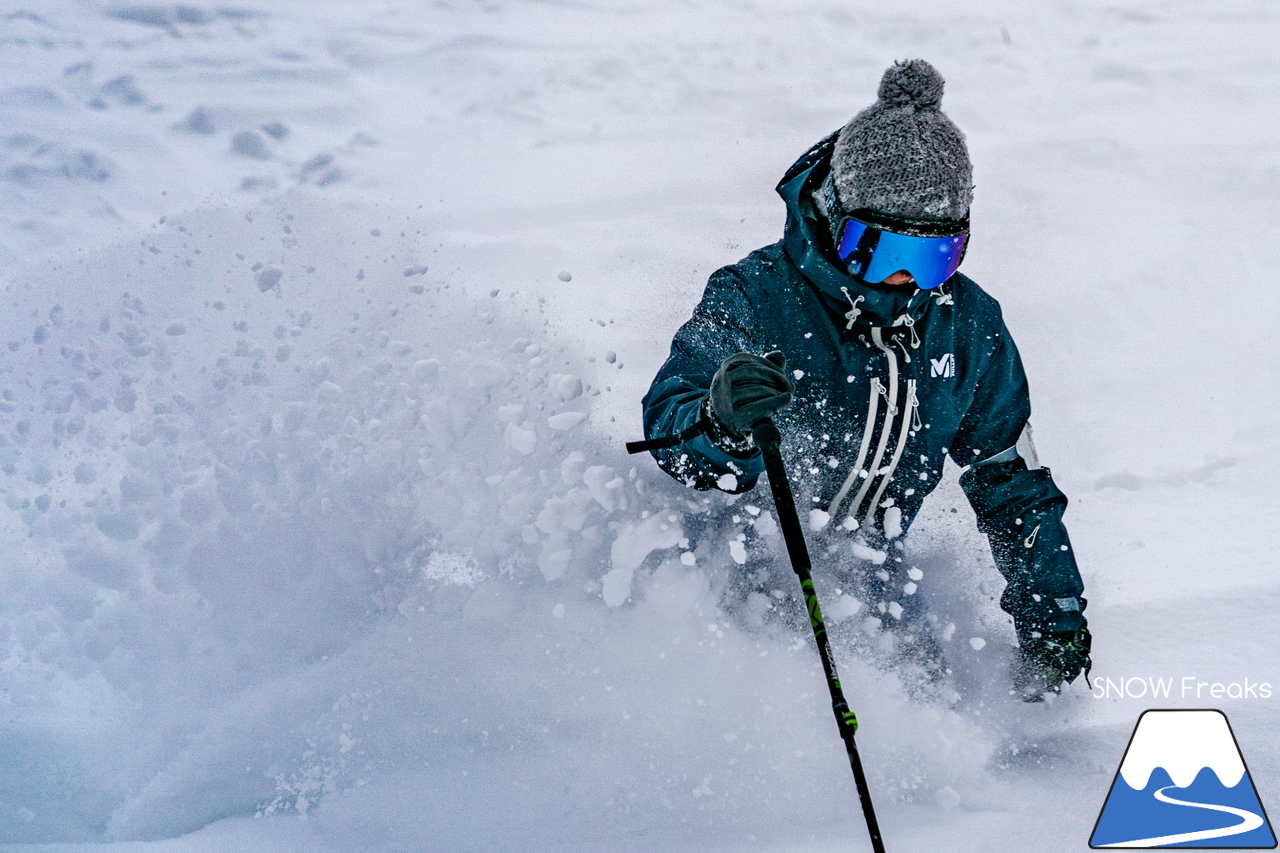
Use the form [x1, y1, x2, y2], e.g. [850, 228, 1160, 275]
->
[840, 287, 865, 330]
[892, 314, 921, 349]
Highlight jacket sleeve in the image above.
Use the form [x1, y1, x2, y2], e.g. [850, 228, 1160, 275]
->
[951, 314, 1087, 638]
[640, 267, 768, 493]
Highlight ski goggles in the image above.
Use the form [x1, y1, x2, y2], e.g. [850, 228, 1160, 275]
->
[836, 209, 969, 290]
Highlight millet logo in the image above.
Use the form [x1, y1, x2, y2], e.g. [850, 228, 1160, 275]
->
[930, 353, 954, 378]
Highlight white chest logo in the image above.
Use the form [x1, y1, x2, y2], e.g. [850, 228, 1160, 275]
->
[930, 353, 955, 378]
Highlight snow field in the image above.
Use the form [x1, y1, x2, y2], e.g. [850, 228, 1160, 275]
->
[2, 0, 1280, 850]
[0, 196, 1019, 847]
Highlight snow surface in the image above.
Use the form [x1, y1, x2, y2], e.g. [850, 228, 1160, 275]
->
[1, 0, 1279, 851]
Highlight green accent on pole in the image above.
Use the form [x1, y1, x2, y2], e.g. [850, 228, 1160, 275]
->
[750, 418, 886, 853]
[802, 580, 825, 630]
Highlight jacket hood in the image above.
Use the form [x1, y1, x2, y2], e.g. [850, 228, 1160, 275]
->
[775, 132, 933, 329]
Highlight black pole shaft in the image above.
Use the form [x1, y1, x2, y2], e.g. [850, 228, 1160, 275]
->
[752, 419, 887, 853]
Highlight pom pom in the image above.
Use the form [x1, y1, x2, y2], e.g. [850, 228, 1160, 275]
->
[877, 59, 944, 109]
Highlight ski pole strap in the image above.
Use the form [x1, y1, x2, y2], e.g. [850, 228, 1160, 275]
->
[625, 419, 708, 455]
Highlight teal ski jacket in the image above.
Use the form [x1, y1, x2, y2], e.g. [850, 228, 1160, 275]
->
[641, 132, 1086, 638]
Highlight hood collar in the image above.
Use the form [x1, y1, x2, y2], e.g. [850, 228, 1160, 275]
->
[775, 132, 933, 330]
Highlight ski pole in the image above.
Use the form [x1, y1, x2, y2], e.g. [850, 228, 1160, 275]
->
[752, 418, 887, 853]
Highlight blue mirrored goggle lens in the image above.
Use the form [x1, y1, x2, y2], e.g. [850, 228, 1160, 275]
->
[837, 219, 968, 290]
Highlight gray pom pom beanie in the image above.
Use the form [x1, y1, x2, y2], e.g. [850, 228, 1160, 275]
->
[828, 59, 973, 222]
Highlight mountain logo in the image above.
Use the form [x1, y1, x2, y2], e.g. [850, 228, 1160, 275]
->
[1090, 709, 1276, 848]
[929, 353, 954, 378]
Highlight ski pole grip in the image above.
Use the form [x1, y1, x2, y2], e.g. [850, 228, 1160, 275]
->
[751, 418, 781, 453]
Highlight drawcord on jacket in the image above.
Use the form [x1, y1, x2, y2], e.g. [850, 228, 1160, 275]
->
[827, 377, 881, 520]
[893, 313, 922, 350]
[825, 290, 932, 527]
[865, 380, 918, 528]
[840, 287, 865, 329]
[837, 328, 901, 528]
[826, 327, 923, 535]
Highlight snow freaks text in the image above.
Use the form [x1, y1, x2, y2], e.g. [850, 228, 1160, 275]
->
[1092, 677, 1273, 700]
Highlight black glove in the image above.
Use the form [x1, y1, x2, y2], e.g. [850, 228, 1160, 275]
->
[707, 351, 794, 439]
[1012, 624, 1092, 702]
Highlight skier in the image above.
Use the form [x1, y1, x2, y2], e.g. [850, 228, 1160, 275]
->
[640, 59, 1091, 701]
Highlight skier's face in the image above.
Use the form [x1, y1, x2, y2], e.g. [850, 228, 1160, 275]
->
[881, 270, 915, 286]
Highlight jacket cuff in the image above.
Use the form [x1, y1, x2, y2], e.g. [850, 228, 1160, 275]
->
[701, 396, 758, 458]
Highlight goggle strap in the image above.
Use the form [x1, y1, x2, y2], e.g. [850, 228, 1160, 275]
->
[848, 208, 969, 238]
